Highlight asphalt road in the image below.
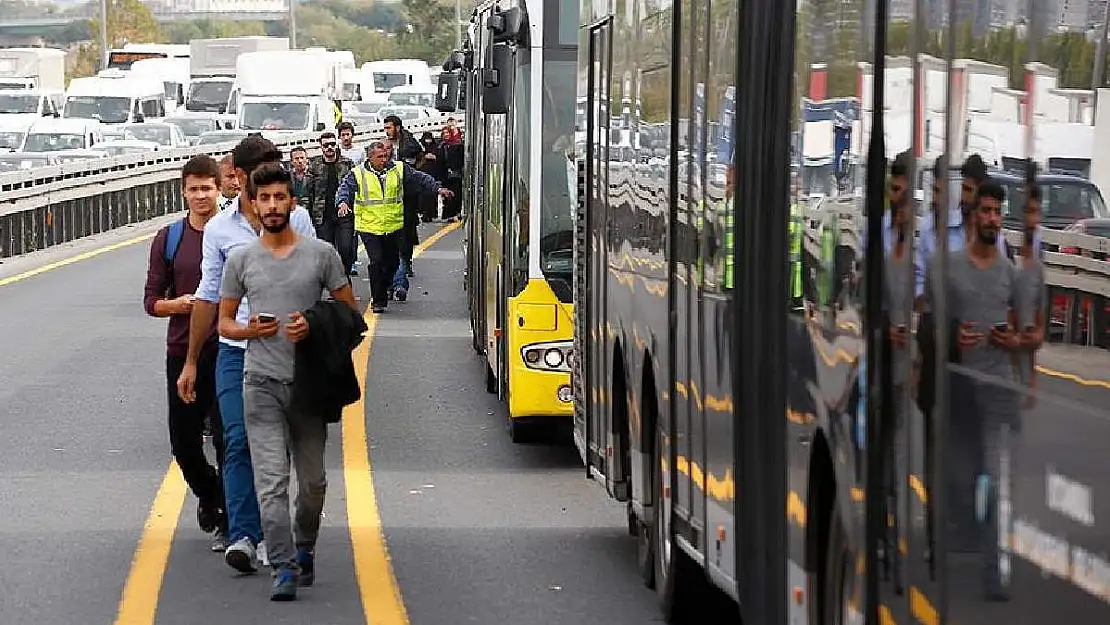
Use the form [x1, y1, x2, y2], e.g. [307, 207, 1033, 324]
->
[2, 217, 1107, 625]
[0, 219, 662, 625]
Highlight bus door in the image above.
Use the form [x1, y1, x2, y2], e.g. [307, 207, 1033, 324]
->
[579, 17, 620, 493]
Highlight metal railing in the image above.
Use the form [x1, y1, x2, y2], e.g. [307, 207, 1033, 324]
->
[801, 200, 1110, 350]
[0, 119, 449, 259]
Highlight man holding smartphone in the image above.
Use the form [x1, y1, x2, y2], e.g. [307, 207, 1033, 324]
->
[218, 163, 357, 601]
[143, 155, 229, 551]
[927, 177, 1020, 600]
[179, 136, 317, 575]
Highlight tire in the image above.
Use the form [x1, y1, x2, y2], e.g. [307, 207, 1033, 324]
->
[821, 496, 855, 625]
[652, 423, 702, 622]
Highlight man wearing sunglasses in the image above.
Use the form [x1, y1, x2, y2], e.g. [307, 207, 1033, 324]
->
[336, 140, 454, 313]
[305, 132, 356, 279]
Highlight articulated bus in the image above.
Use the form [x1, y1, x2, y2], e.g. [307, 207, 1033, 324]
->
[439, 0, 579, 442]
[573, 2, 1110, 625]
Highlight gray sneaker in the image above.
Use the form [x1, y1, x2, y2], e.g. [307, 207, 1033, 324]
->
[224, 537, 258, 573]
[210, 531, 230, 553]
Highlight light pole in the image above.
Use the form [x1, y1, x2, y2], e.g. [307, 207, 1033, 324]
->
[1093, 11, 1110, 120]
[289, 0, 297, 48]
[455, 0, 462, 49]
[99, 0, 109, 71]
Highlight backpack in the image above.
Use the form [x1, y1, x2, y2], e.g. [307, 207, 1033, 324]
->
[162, 217, 187, 297]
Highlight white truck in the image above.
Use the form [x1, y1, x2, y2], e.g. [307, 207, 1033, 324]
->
[0, 48, 65, 95]
[187, 37, 290, 117]
[128, 57, 191, 115]
[359, 59, 432, 105]
[235, 50, 341, 135]
[305, 48, 361, 101]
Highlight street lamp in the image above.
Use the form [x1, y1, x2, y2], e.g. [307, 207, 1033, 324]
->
[99, 0, 108, 71]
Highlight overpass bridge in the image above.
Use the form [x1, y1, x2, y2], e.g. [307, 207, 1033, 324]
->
[0, 0, 289, 31]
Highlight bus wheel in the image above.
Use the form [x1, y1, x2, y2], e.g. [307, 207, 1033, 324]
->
[652, 424, 700, 622]
[822, 497, 855, 625]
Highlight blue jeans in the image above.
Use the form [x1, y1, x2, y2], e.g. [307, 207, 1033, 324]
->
[216, 343, 263, 545]
[392, 256, 410, 292]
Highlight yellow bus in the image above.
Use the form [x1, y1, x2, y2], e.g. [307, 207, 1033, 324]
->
[438, 0, 578, 442]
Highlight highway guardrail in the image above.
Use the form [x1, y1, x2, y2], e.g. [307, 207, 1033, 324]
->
[0, 120, 449, 259]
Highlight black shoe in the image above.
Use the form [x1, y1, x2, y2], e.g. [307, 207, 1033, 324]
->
[371, 303, 386, 314]
[197, 501, 221, 534]
[406, 267, 414, 277]
[395, 288, 407, 302]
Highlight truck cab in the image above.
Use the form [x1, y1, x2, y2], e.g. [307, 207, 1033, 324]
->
[0, 89, 61, 121]
[234, 50, 340, 136]
[63, 70, 166, 124]
[359, 59, 432, 105]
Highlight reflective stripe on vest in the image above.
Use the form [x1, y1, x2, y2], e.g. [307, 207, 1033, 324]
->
[353, 163, 405, 234]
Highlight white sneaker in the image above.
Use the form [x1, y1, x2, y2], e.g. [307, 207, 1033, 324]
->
[258, 540, 270, 567]
[224, 537, 258, 573]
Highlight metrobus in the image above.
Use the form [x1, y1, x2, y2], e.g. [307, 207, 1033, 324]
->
[573, 2, 1110, 625]
[106, 44, 190, 71]
[437, 0, 579, 442]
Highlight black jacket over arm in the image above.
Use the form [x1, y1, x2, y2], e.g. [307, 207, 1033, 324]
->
[293, 300, 369, 423]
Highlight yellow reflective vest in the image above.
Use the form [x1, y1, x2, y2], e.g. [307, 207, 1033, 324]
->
[353, 163, 405, 235]
[789, 202, 803, 301]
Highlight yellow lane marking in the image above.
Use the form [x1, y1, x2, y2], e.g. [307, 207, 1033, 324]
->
[112, 462, 188, 625]
[1036, 365, 1110, 390]
[345, 221, 461, 624]
[0, 232, 156, 287]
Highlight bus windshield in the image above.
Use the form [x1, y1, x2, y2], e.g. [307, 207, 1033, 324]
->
[539, 58, 576, 291]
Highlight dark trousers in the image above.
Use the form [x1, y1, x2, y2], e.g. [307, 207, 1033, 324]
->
[359, 229, 403, 306]
[441, 179, 462, 219]
[316, 217, 356, 272]
[166, 344, 226, 519]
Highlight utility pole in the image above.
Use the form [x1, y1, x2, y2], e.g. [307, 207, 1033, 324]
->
[99, 0, 109, 71]
[455, 0, 462, 49]
[289, 0, 298, 48]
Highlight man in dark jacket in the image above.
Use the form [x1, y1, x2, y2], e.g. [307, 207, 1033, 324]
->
[383, 116, 424, 285]
[293, 300, 368, 423]
[306, 132, 356, 276]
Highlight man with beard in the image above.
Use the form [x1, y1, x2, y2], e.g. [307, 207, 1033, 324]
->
[179, 136, 317, 575]
[928, 177, 1020, 600]
[218, 154, 240, 211]
[306, 132, 356, 278]
[219, 163, 357, 601]
[337, 141, 453, 312]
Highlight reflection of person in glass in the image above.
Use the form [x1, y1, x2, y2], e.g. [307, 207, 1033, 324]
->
[1013, 186, 1044, 410]
[929, 178, 1020, 601]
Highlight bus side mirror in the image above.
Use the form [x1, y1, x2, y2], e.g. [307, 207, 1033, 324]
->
[487, 6, 526, 44]
[482, 43, 511, 115]
[436, 72, 459, 113]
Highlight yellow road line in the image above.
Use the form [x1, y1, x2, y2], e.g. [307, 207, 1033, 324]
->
[0, 232, 156, 287]
[1036, 365, 1110, 389]
[344, 220, 461, 624]
[111, 462, 188, 625]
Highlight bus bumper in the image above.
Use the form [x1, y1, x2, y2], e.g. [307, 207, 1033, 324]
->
[508, 363, 574, 419]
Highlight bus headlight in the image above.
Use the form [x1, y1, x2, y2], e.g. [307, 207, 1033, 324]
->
[521, 340, 573, 372]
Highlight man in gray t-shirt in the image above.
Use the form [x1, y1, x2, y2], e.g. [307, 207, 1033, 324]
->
[217, 163, 358, 602]
[222, 240, 349, 382]
[926, 177, 1020, 599]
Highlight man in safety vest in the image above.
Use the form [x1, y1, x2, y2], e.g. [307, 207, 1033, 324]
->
[335, 140, 453, 313]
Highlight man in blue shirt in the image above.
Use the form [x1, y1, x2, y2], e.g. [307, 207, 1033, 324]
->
[178, 136, 317, 574]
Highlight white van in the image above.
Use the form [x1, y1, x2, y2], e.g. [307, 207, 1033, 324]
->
[359, 60, 432, 105]
[20, 118, 104, 152]
[63, 70, 166, 124]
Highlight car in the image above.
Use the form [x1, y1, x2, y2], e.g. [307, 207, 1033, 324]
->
[163, 115, 222, 143]
[0, 152, 60, 172]
[95, 139, 161, 157]
[122, 122, 190, 148]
